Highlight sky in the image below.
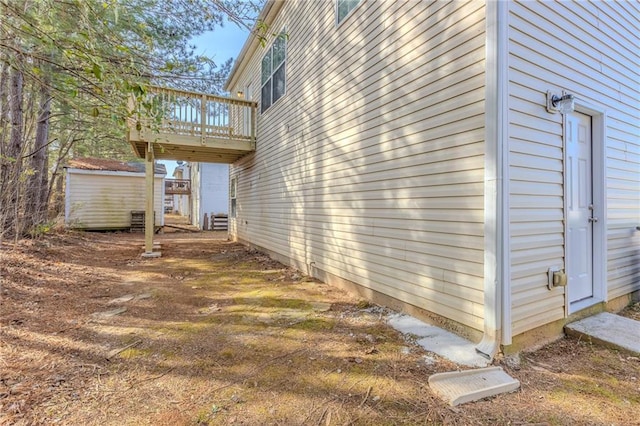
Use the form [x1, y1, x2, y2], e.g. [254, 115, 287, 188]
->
[160, 20, 250, 177]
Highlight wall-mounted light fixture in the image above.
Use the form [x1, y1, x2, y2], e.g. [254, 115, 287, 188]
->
[546, 90, 575, 114]
[547, 266, 567, 290]
[236, 91, 244, 98]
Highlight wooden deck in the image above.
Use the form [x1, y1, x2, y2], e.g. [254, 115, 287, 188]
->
[127, 86, 257, 163]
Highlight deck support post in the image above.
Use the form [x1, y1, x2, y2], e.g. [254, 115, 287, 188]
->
[142, 142, 160, 258]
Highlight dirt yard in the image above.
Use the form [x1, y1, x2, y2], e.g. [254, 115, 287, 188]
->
[1, 230, 639, 425]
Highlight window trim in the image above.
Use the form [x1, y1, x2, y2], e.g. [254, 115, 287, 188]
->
[335, 0, 362, 27]
[260, 29, 287, 114]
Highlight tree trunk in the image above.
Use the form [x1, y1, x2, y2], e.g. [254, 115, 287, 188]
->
[40, 149, 49, 218]
[51, 169, 64, 217]
[2, 66, 24, 237]
[0, 62, 7, 129]
[48, 133, 76, 218]
[0, 59, 9, 198]
[25, 81, 51, 230]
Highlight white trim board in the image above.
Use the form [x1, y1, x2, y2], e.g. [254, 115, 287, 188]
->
[478, 0, 510, 358]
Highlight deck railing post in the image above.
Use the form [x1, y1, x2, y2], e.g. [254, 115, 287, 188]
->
[229, 100, 233, 138]
[201, 93, 206, 145]
[251, 103, 256, 149]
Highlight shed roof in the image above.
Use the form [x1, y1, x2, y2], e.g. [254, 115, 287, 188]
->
[66, 157, 166, 175]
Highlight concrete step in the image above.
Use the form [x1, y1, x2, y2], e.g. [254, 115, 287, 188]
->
[565, 312, 640, 355]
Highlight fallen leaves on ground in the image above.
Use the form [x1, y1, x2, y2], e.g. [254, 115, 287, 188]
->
[1, 230, 639, 425]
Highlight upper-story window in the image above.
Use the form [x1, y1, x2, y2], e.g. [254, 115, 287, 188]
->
[261, 31, 287, 113]
[336, 0, 361, 25]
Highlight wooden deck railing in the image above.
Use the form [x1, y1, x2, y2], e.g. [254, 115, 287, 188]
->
[128, 85, 257, 147]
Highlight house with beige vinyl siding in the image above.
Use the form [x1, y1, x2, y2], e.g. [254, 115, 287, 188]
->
[224, 0, 640, 357]
[176, 162, 230, 230]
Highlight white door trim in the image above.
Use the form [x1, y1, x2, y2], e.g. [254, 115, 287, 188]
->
[564, 101, 608, 315]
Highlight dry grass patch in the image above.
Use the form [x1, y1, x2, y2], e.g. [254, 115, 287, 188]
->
[1, 231, 639, 425]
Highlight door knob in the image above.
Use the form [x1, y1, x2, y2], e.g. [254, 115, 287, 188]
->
[588, 217, 599, 223]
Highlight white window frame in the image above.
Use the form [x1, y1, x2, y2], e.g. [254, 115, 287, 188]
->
[260, 30, 287, 113]
[336, 0, 361, 26]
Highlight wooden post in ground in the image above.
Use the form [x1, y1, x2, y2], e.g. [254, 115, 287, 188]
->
[142, 142, 160, 257]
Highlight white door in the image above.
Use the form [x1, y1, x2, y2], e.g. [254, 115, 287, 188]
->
[566, 111, 595, 306]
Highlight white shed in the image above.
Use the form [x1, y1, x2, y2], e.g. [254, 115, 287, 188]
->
[65, 158, 166, 230]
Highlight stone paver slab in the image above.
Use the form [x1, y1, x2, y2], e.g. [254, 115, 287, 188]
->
[565, 312, 640, 355]
[429, 367, 520, 406]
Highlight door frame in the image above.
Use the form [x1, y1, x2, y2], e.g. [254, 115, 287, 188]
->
[563, 100, 607, 315]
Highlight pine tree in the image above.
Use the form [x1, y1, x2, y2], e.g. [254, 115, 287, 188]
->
[0, 0, 262, 239]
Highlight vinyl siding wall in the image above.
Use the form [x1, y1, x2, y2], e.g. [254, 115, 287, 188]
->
[65, 169, 165, 229]
[507, 1, 640, 335]
[199, 163, 230, 222]
[230, 1, 487, 331]
[190, 162, 230, 229]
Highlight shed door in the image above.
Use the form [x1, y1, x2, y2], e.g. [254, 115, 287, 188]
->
[566, 111, 594, 306]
